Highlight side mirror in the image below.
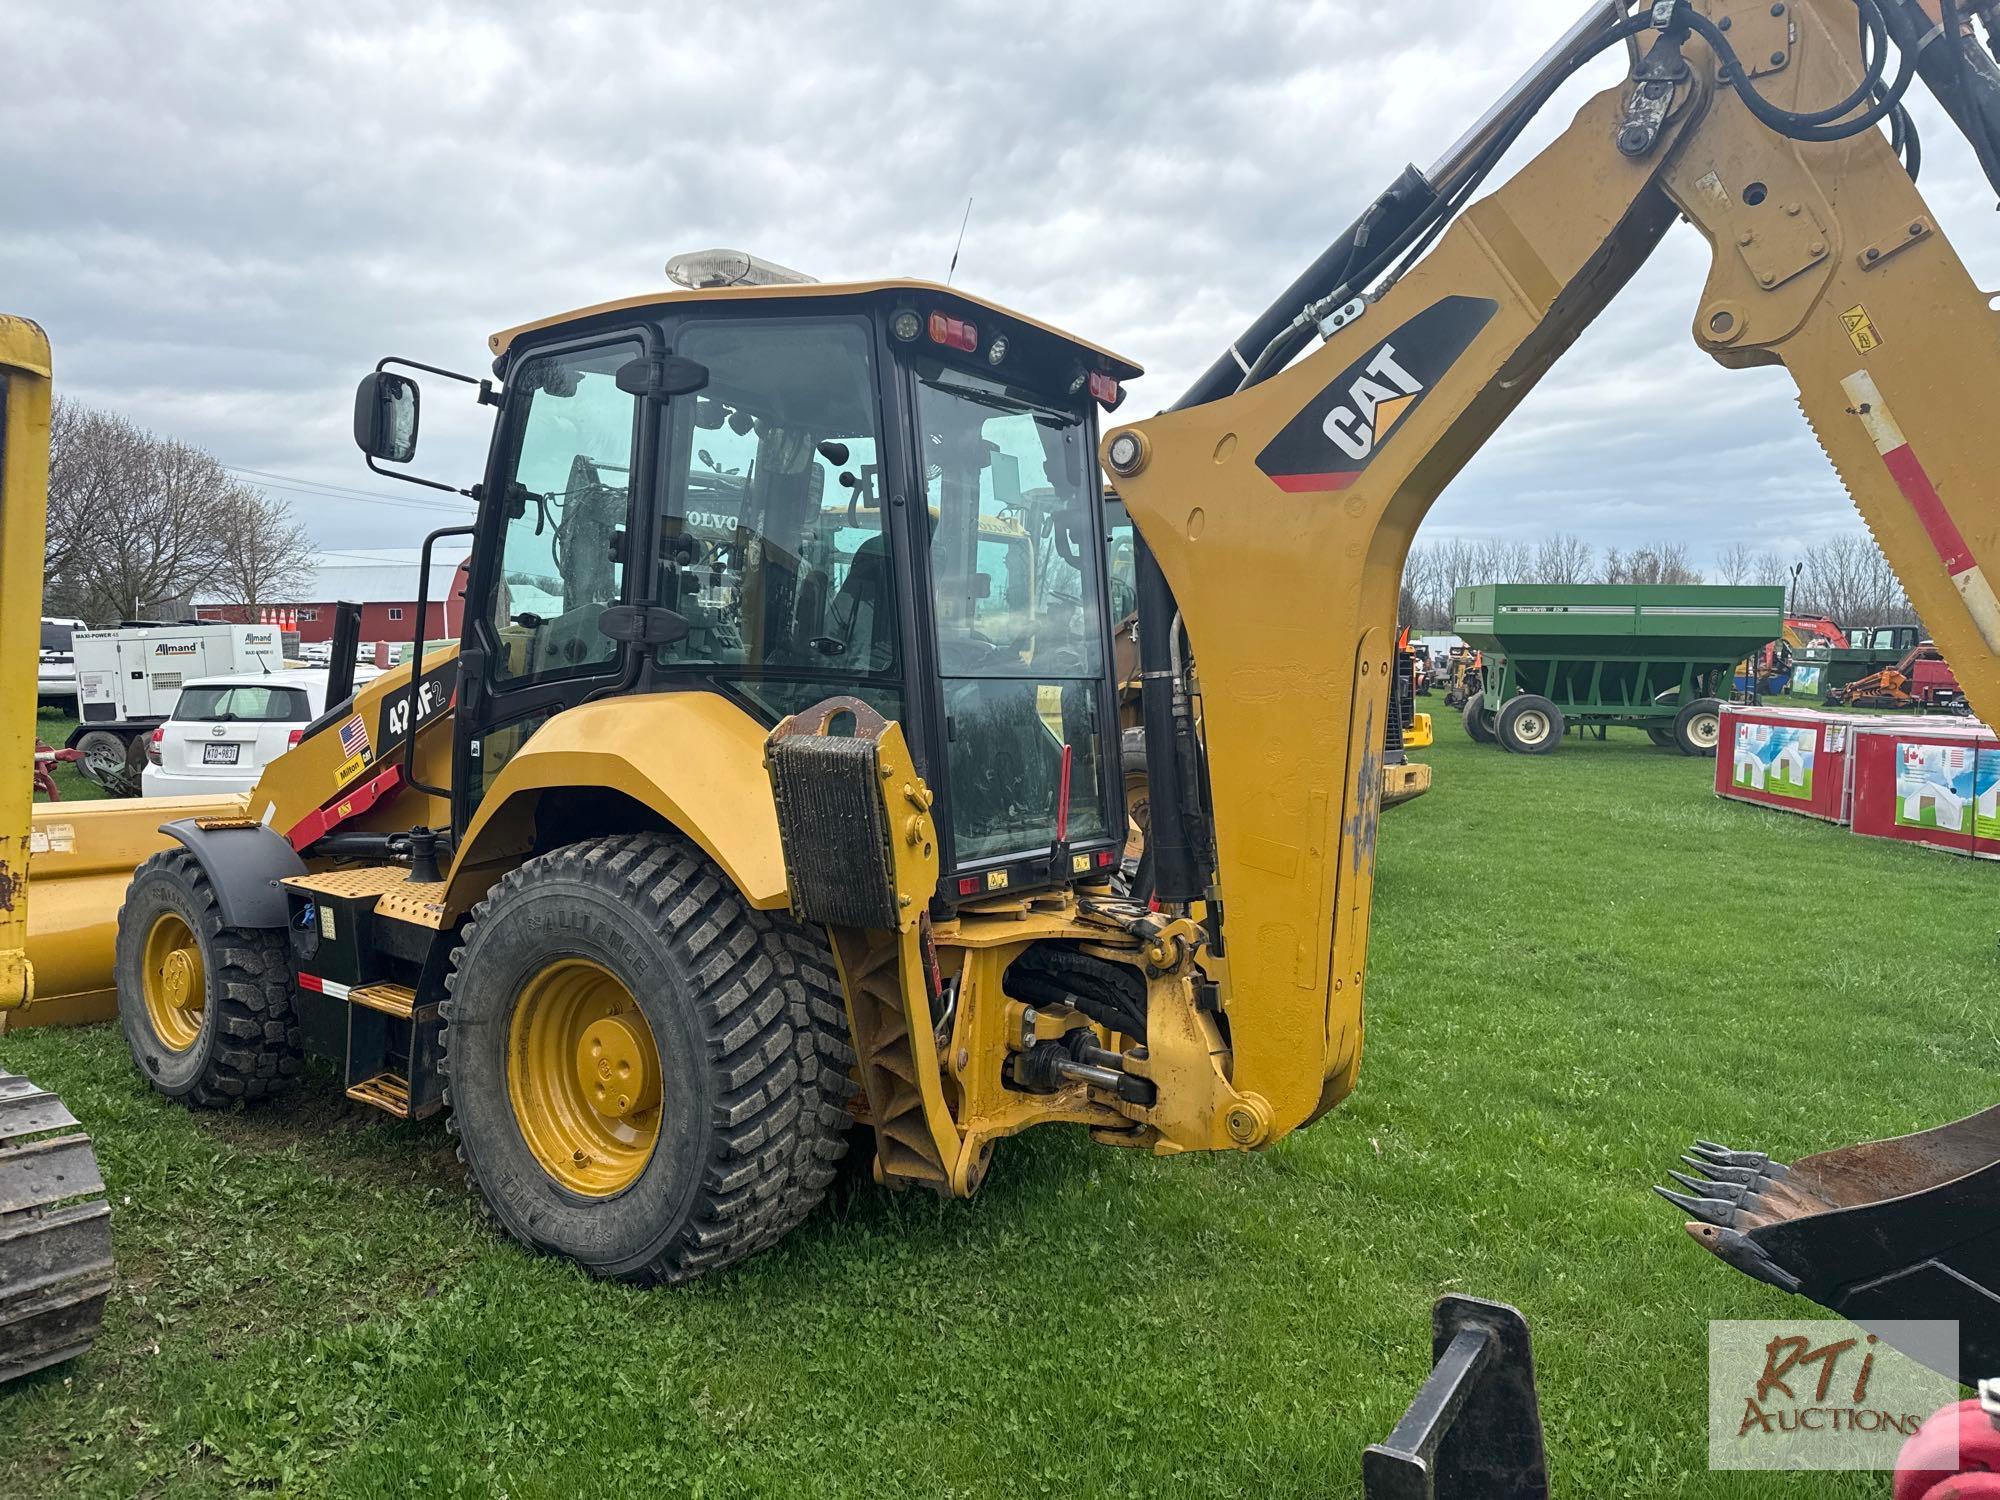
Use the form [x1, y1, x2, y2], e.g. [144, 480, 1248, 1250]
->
[354, 372, 420, 463]
[615, 353, 709, 400]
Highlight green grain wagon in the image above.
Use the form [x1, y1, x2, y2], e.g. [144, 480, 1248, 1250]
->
[1451, 583, 1784, 756]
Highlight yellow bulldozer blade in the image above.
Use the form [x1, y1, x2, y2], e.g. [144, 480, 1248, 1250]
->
[12, 794, 245, 1030]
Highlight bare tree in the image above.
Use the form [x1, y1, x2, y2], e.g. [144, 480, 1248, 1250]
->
[1602, 540, 1701, 585]
[75, 436, 233, 621]
[207, 485, 315, 612]
[1752, 552, 1793, 588]
[1400, 544, 1445, 630]
[1796, 531, 1913, 625]
[44, 400, 149, 617]
[39, 400, 314, 624]
[1532, 531, 1595, 584]
[1715, 541, 1755, 585]
[1475, 538, 1533, 583]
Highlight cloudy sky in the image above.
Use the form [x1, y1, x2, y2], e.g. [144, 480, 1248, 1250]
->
[12, 0, 2000, 572]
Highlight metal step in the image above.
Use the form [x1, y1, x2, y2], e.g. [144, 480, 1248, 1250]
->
[0, 1072, 113, 1385]
[349, 982, 416, 1019]
[345, 1072, 412, 1117]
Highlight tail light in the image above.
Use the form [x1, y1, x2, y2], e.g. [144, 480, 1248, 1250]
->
[287, 728, 305, 750]
[928, 312, 978, 353]
[146, 726, 164, 766]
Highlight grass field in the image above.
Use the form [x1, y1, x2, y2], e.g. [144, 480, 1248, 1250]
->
[4, 703, 1996, 1497]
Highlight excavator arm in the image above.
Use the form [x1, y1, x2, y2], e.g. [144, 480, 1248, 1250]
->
[1108, 0, 2000, 1364]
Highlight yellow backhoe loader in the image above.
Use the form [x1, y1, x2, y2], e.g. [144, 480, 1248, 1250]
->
[11, 3, 2000, 1469]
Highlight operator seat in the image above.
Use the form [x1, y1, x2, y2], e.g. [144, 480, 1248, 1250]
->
[829, 531, 892, 669]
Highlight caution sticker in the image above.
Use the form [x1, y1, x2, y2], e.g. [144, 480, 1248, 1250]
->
[985, 870, 1010, 891]
[1841, 304, 1882, 354]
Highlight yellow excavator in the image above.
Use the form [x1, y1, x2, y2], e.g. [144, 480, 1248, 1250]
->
[10, 3, 2000, 1476]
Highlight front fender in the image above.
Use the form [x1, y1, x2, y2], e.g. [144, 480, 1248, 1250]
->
[445, 690, 788, 915]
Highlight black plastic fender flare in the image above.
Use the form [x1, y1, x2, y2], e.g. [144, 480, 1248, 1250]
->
[157, 818, 307, 930]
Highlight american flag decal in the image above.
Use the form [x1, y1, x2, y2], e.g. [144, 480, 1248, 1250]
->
[339, 716, 370, 759]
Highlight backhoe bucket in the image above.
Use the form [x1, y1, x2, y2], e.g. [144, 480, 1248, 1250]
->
[1658, 1105, 2000, 1378]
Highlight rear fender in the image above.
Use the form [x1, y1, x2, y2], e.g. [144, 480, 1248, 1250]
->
[159, 818, 307, 929]
[444, 692, 788, 917]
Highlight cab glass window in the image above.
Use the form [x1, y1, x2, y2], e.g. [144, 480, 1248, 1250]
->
[658, 318, 897, 685]
[916, 364, 1108, 863]
[490, 342, 639, 685]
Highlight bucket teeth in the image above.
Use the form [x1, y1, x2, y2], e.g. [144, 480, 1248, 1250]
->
[1668, 1168, 1745, 1202]
[1690, 1141, 1789, 1182]
[1652, 1183, 1740, 1226]
[1682, 1154, 1758, 1186]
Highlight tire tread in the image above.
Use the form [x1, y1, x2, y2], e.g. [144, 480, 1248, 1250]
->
[439, 832, 855, 1282]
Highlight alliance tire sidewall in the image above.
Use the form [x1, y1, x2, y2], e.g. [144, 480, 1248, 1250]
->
[449, 873, 715, 1276]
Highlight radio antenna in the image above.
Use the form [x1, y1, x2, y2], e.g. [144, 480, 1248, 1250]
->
[947, 195, 973, 285]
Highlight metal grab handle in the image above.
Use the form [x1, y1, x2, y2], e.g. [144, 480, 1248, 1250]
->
[401, 524, 475, 800]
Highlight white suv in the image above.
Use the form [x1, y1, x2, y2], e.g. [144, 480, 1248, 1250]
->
[38, 617, 84, 706]
[142, 670, 334, 798]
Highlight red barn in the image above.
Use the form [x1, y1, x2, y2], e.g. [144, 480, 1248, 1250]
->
[196, 547, 471, 645]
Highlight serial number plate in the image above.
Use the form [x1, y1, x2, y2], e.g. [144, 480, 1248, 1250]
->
[202, 744, 240, 765]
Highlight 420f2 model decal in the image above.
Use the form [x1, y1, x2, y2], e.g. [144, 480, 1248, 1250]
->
[1256, 295, 1497, 494]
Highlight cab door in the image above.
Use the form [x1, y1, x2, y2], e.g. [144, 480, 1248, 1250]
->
[453, 332, 654, 832]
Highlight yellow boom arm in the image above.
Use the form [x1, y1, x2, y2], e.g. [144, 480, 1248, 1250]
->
[0, 316, 53, 1014]
[1107, 0, 2000, 1139]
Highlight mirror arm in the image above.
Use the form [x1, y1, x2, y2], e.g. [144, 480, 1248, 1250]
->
[364, 452, 474, 497]
[364, 354, 493, 497]
[378, 355, 501, 407]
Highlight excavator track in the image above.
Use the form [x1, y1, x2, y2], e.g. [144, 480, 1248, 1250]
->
[0, 1071, 113, 1383]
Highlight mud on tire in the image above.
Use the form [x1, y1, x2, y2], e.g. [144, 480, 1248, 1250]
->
[438, 832, 856, 1283]
[114, 849, 303, 1107]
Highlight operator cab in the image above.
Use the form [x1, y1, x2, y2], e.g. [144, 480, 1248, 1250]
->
[354, 251, 1142, 909]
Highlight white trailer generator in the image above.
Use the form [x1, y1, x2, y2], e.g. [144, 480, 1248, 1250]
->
[66, 622, 290, 792]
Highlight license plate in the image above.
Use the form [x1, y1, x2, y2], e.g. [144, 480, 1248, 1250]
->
[202, 744, 240, 765]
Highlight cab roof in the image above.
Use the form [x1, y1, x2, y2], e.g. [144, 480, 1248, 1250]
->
[488, 278, 1144, 381]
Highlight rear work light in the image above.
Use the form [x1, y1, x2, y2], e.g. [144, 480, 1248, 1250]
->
[146, 726, 164, 766]
[929, 312, 978, 353]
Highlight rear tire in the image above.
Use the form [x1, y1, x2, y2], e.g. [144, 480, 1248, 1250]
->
[72, 729, 135, 794]
[1496, 694, 1564, 755]
[1673, 697, 1723, 757]
[439, 833, 855, 1283]
[1461, 696, 1496, 744]
[114, 850, 302, 1107]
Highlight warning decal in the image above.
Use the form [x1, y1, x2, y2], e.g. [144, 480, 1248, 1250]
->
[1841, 305, 1881, 354]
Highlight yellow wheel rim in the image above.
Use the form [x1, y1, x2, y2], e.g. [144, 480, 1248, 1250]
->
[507, 958, 662, 1197]
[141, 912, 205, 1053]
